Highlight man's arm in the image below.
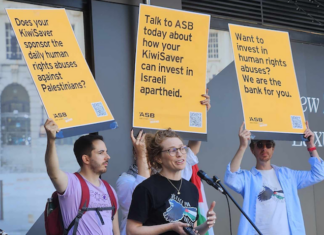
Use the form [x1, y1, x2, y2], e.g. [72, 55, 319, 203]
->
[187, 141, 201, 155]
[113, 214, 120, 235]
[224, 122, 250, 194]
[230, 122, 251, 172]
[187, 89, 211, 155]
[304, 121, 320, 161]
[44, 119, 68, 193]
[293, 121, 324, 189]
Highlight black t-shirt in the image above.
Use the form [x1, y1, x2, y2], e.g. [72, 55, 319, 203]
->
[128, 174, 199, 235]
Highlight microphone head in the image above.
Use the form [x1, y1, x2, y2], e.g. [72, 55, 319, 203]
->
[197, 170, 205, 177]
[197, 170, 206, 179]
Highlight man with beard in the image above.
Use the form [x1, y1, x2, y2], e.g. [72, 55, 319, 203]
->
[224, 121, 324, 235]
[44, 119, 119, 235]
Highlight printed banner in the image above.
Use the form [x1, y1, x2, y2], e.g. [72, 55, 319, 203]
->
[133, 4, 210, 134]
[229, 24, 305, 135]
[6, 9, 116, 138]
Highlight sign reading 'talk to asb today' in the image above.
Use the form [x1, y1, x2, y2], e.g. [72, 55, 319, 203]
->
[133, 4, 210, 135]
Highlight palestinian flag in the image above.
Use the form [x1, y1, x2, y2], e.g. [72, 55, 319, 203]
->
[191, 164, 215, 235]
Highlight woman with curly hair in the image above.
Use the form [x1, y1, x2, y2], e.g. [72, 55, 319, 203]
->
[126, 128, 216, 235]
[116, 91, 211, 235]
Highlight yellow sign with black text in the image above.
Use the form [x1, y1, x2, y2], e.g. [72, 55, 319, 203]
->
[133, 4, 210, 134]
[6, 9, 115, 135]
[229, 24, 305, 134]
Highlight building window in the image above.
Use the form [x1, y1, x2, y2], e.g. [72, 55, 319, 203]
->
[5, 23, 22, 60]
[208, 32, 218, 59]
[1, 84, 31, 146]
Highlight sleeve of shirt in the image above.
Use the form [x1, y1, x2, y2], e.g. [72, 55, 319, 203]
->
[292, 157, 324, 189]
[58, 172, 79, 198]
[224, 163, 246, 195]
[116, 173, 147, 217]
[182, 148, 199, 181]
[127, 184, 152, 224]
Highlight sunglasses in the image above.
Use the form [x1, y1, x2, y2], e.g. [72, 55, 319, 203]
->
[256, 141, 274, 149]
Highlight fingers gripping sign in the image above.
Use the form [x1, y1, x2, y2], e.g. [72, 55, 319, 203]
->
[239, 122, 251, 149]
[44, 118, 60, 140]
[304, 121, 315, 145]
[201, 88, 211, 111]
[206, 201, 217, 228]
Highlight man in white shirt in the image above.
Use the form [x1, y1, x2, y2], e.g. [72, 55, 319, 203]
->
[224, 121, 324, 235]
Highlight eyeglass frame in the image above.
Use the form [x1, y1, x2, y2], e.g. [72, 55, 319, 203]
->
[256, 141, 274, 149]
[161, 146, 189, 156]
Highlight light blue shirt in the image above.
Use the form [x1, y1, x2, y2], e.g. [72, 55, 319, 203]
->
[224, 157, 324, 235]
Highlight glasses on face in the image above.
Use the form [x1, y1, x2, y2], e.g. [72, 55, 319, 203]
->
[161, 146, 189, 156]
[256, 141, 273, 149]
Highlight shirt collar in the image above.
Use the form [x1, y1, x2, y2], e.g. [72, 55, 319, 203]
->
[251, 164, 279, 175]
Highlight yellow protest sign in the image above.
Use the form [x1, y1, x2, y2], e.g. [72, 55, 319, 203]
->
[6, 9, 116, 137]
[229, 24, 305, 135]
[133, 4, 210, 134]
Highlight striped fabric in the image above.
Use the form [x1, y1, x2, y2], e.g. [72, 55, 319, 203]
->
[191, 164, 215, 235]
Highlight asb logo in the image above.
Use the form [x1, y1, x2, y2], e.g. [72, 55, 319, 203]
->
[54, 112, 67, 118]
[139, 112, 155, 118]
[249, 117, 263, 122]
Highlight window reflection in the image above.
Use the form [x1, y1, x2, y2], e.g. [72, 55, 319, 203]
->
[207, 29, 234, 83]
[5, 23, 22, 60]
[0, 1, 84, 234]
[1, 83, 31, 145]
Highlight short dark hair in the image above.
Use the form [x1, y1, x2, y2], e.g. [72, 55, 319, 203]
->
[73, 135, 104, 167]
[250, 140, 275, 149]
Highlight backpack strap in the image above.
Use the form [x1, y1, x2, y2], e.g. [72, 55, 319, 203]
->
[63, 172, 90, 235]
[102, 180, 117, 220]
[74, 172, 90, 212]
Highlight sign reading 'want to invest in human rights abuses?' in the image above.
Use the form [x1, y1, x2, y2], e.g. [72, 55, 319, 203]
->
[229, 24, 305, 139]
[133, 4, 210, 135]
[6, 9, 116, 138]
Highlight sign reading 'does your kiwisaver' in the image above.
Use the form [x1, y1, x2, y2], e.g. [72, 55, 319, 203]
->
[229, 24, 306, 138]
[6, 9, 117, 138]
[133, 4, 210, 135]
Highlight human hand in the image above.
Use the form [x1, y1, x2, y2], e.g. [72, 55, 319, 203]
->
[171, 222, 191, 235]
[201, 88, 211, 111]
[304, 121, 315, 148]
[131, 129, 147, 160]
[239, 122, 251, 149]
[44, 119, 60, 140]
[206, 201, 217, 228]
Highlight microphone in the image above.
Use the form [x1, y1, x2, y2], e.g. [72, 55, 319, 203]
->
[197, 170, 224, 194]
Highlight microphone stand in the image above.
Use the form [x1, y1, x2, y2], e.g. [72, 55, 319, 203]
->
[212, 175, 263, 235]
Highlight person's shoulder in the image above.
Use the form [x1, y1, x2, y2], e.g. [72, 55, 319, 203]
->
[65, 172, 81, 186]
[134, 174, 161, 191]
[182, 178, 198, 192]
[116, 172, 136, 187]
[275, 165, 294, 175]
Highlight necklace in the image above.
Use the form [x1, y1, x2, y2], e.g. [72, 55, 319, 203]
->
[161, 173, 182, 195]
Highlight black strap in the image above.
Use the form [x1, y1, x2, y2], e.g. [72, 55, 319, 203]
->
[72, 210, 83, 235]
[64, 205, 115, 234]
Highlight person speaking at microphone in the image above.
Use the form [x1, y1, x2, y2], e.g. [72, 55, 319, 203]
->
[126, 129, 216, 235]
